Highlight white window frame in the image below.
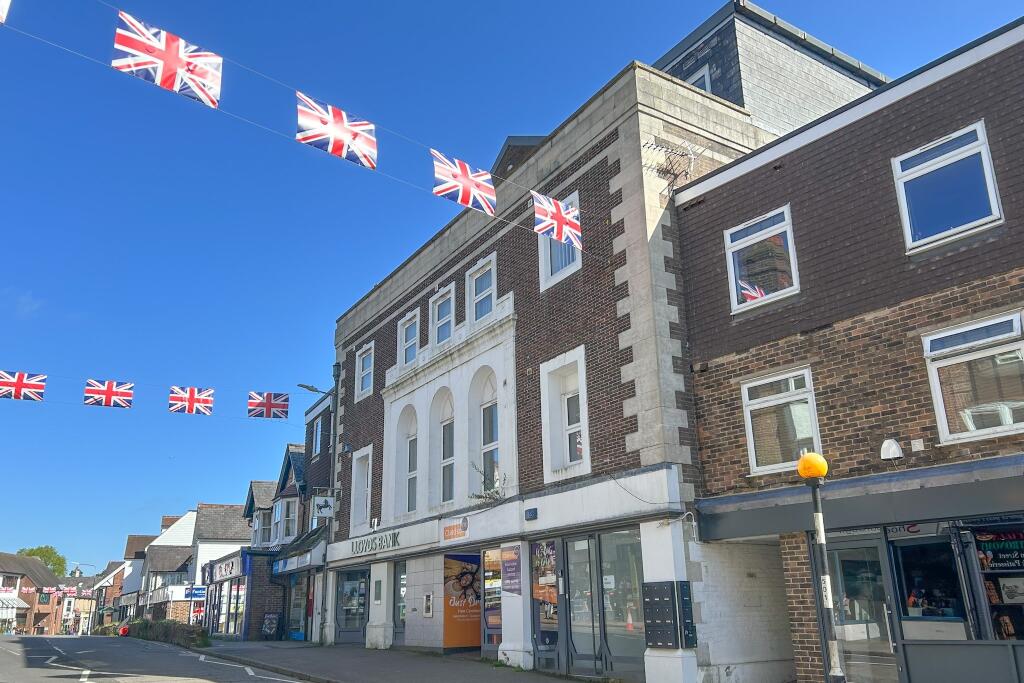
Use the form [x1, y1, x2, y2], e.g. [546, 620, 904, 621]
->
[685, 63, 711, 92]
[258, 510, 272, 545]
[354, 341, 374, 403]
[398, 309, 420, 368]
[406, 435, 418, 513]
[481, 400, 499, 491]
[892, 121, 1002, 252]
[538, 190, 582, 292]
[563, 392, 582, 464]
[440, 418, 455, 503]
[312, 415, 322, 457]
[925, 313, 1024, 444]
[271, 501, 282, 543]
[466, 253, 497, 323]
[539, 344, 591, 483]
[350, 445, 373, 535]
[429, 283, 456, 347]
[724, 204, 800, 314]
[741, 367, 821, 476]
[282, 499, 297, 539]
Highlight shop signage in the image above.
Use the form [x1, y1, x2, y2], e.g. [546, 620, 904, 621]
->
[213, 556, 241, 581]
[443, 517, 469, 541]
[500, 546, 521, 595]
[273, 551, 314, 574]
[886, 522, 944, 539]
[185, 586, 206, 600]
[350, 530, 400, 556]
[313, 495, 335, 518]
[442, 554, 481, 648]
[975, 528, 1024, 570]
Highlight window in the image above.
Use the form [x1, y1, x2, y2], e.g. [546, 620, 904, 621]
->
[431, 285, 455, 345]
[406, 436, 417, 513]
[481, 401, 499, 491]
[355, 341, 374, 402]
[468, 255, 495, 323]
[685, 63, 711, 92]
[283, 499, 297, 538]
[312, 415, 322, 457]
[399, 311, 419, 366]
[741, 368, 821, 475]
[540, 345, 590, 482]
[441, 419, 455, 502]
[925, 313, 1024, 443]
[892, 121, 1001, 250]
[724, 205, 799, 313]
[258, 510, 271, 545]
[350, 446, 373, 532]
[1, 575, 17, 588]
[271, 501, 282, 541]
[538, 191, 581, 291]
[893, 537, 967, 639]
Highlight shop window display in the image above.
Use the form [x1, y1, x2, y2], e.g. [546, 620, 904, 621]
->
[972, 525, 1024, 640]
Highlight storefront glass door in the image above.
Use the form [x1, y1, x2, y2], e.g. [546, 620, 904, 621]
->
[481, 549, 502, 656]
[335, 569, 368, 644]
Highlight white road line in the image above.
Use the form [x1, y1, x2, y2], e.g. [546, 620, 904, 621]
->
[199, 654, 207, 662]
[75, 650, 95, 654]
[254, 674, 300, 683]
[0, 647, 18, 656]
[245, 665, 255, 675]
[45, 656, 56, 664]
[79, 669, 90, 682]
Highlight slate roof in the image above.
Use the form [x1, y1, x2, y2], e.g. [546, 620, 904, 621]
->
[123, 535, 157, 560]
[0, 552, 61, 588]
[145, 546, 192, 573]
[194, 503, 250, 541]
[59, 574, 96, 588]
[276, 444, 306, 498]
[243, 481, 277, 519]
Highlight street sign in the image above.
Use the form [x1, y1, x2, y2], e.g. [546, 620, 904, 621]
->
[312, 495, 335, 518]
[185, 586, 207, 600]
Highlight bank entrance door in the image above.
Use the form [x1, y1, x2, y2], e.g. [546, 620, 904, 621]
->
[531, 529, 646, 682]
[334, 569, 369, 644]
[827, 538, 905, 683]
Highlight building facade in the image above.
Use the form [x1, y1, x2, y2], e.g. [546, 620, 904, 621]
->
[674, 16, 1024, 683]
[0, 553, 62, 635]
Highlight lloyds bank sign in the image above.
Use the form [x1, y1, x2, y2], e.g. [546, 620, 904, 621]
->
[350, 530, 401, 556]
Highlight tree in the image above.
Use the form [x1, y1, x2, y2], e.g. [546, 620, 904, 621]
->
[17, 546, 67, 577]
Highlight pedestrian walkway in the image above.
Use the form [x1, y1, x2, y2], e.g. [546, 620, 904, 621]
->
[204, 640, 555, 683]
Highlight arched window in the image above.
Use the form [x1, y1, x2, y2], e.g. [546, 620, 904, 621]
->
[397, 406, 418, 514]
[440, 395, 455, 503]
[480, 374, 499, 491]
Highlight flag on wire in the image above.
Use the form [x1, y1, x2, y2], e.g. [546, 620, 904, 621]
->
[430, 149, 497, 216]
[112, 11, 223, 108]
[0, 371, 46, 401]
[738, 279, 766, 302]
[0, 0, 11, 24]
[295, 91, 378, 170]
[83, 379, 134, 408]
[168, 386, 214, 415]
[247, 391, 289, 419]
[531, 191, 582, 249]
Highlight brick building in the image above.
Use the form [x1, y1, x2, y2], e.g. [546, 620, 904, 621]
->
[314, 2, 884, 681]
[674, 16, 1024, 683]
[0, 552, 62, 635]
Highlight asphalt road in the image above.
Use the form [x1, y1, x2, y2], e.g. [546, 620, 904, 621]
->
[0, 635, 299, 683]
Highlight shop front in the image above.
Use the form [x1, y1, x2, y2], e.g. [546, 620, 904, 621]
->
[272, 525, 327, 642]
[205, 552, 247, 639]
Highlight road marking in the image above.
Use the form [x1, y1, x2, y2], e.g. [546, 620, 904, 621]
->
[75, 650, 95, 654]
[0, 648, 18, 656]
[45, 656, 56, 664]
[254, 674, 300, 683]
[246, 665, 255, 675]
[79, 669, 90, 682]
[199, 654, 207, 662]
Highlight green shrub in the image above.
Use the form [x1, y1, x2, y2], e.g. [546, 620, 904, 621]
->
[91, 623, 121, 636]
[127, 619, 210, 648]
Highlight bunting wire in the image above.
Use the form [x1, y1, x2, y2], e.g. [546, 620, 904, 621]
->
[0, 11, 608, 266]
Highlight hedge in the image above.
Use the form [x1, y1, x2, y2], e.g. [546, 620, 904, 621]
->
[126, 619, 210, 648]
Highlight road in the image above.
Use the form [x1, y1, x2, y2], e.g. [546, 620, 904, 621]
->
[0, 635, 299, 683]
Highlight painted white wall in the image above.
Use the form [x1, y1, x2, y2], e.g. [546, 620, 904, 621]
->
[192, 541, 248, 584]
[497, 541, 533, 669]
[150, 511, 196, 546]
[366, 561, 395, 649]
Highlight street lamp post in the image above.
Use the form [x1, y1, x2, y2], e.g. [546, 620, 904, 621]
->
[797, 451, 846, 683]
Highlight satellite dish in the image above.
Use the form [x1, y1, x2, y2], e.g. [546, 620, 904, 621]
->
[881, 439, 903, 460]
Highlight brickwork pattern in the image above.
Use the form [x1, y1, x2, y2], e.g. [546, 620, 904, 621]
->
[780, 533, 823, 683]
[244, 552, 285, 641]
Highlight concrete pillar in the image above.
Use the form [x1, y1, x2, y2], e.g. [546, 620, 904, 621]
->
[640, 519, 697, 683]
[366, 561, 394, 649]
[497, 541, 534, 670]
[323, 569, 336, 645]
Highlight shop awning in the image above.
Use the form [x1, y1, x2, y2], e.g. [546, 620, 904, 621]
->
[0, 597, 29, 609]
[272, 525, 327, 575]
[696, 453, 1024, 541]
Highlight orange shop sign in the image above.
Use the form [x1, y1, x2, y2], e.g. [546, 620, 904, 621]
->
[443, 517, 469, 541]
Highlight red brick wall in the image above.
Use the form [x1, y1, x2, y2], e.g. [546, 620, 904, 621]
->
[244, 552, 285, 640]
[780, 533, 823, 683]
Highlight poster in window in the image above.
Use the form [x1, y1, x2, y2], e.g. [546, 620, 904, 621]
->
[999, 577, 1024, 605]
[500, 545, 521, 596]
[442, 554, 481, 648]
[975, 528, 1024, 570]
[531, 541, 557, 605]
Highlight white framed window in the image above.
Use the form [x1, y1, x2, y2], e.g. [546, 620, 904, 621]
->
[724, 205, 799, 314]
[398, 310, 419, 367]
[406, 436, 417, 513]
[925, 312, 1024, 443]
[540, 345, 591, 483]
[355, 341, 374, 403]
[467, 253, 496, 322]
[271, 501, 282, 542]
[892, 121, 1002, 251]
[350, 445, 373, 534]
[283, 499, 297, 538]
[441, 418, 455, 503]
[538, 191, 581, 292]
[257, 510, 272, 545]
[741, 368, 821, 475]
[312, 415, 322, 457]
[685, 63, 711, 92]
[481, 401, 499, 491]
[430, 283, 455, 346]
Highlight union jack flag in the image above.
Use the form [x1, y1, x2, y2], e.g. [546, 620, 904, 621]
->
[111, 11, 223, 109]
[0, 0, 12, 24]
[531, 191, 582, 249]
[430, 149, 496, 216]
[738, 279, 767, 302]
[295, 91, 377, 170]
[247, 391, 289, 419]
[168, 386, 214, 415]
[83, 379, 134, 409]
[0, 371, 46, 401]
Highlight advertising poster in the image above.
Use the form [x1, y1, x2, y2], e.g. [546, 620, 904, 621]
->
[442, 553, 481, 648]
[975, 528, 1024, 570]
[501, 545, 521, 595]
[531, 541, 557, 605]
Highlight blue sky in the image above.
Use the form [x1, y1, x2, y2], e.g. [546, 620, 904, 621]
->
[0, 0, 1019, 573]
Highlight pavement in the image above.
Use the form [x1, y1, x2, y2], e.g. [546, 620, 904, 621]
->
[0, 635, 554, 683]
